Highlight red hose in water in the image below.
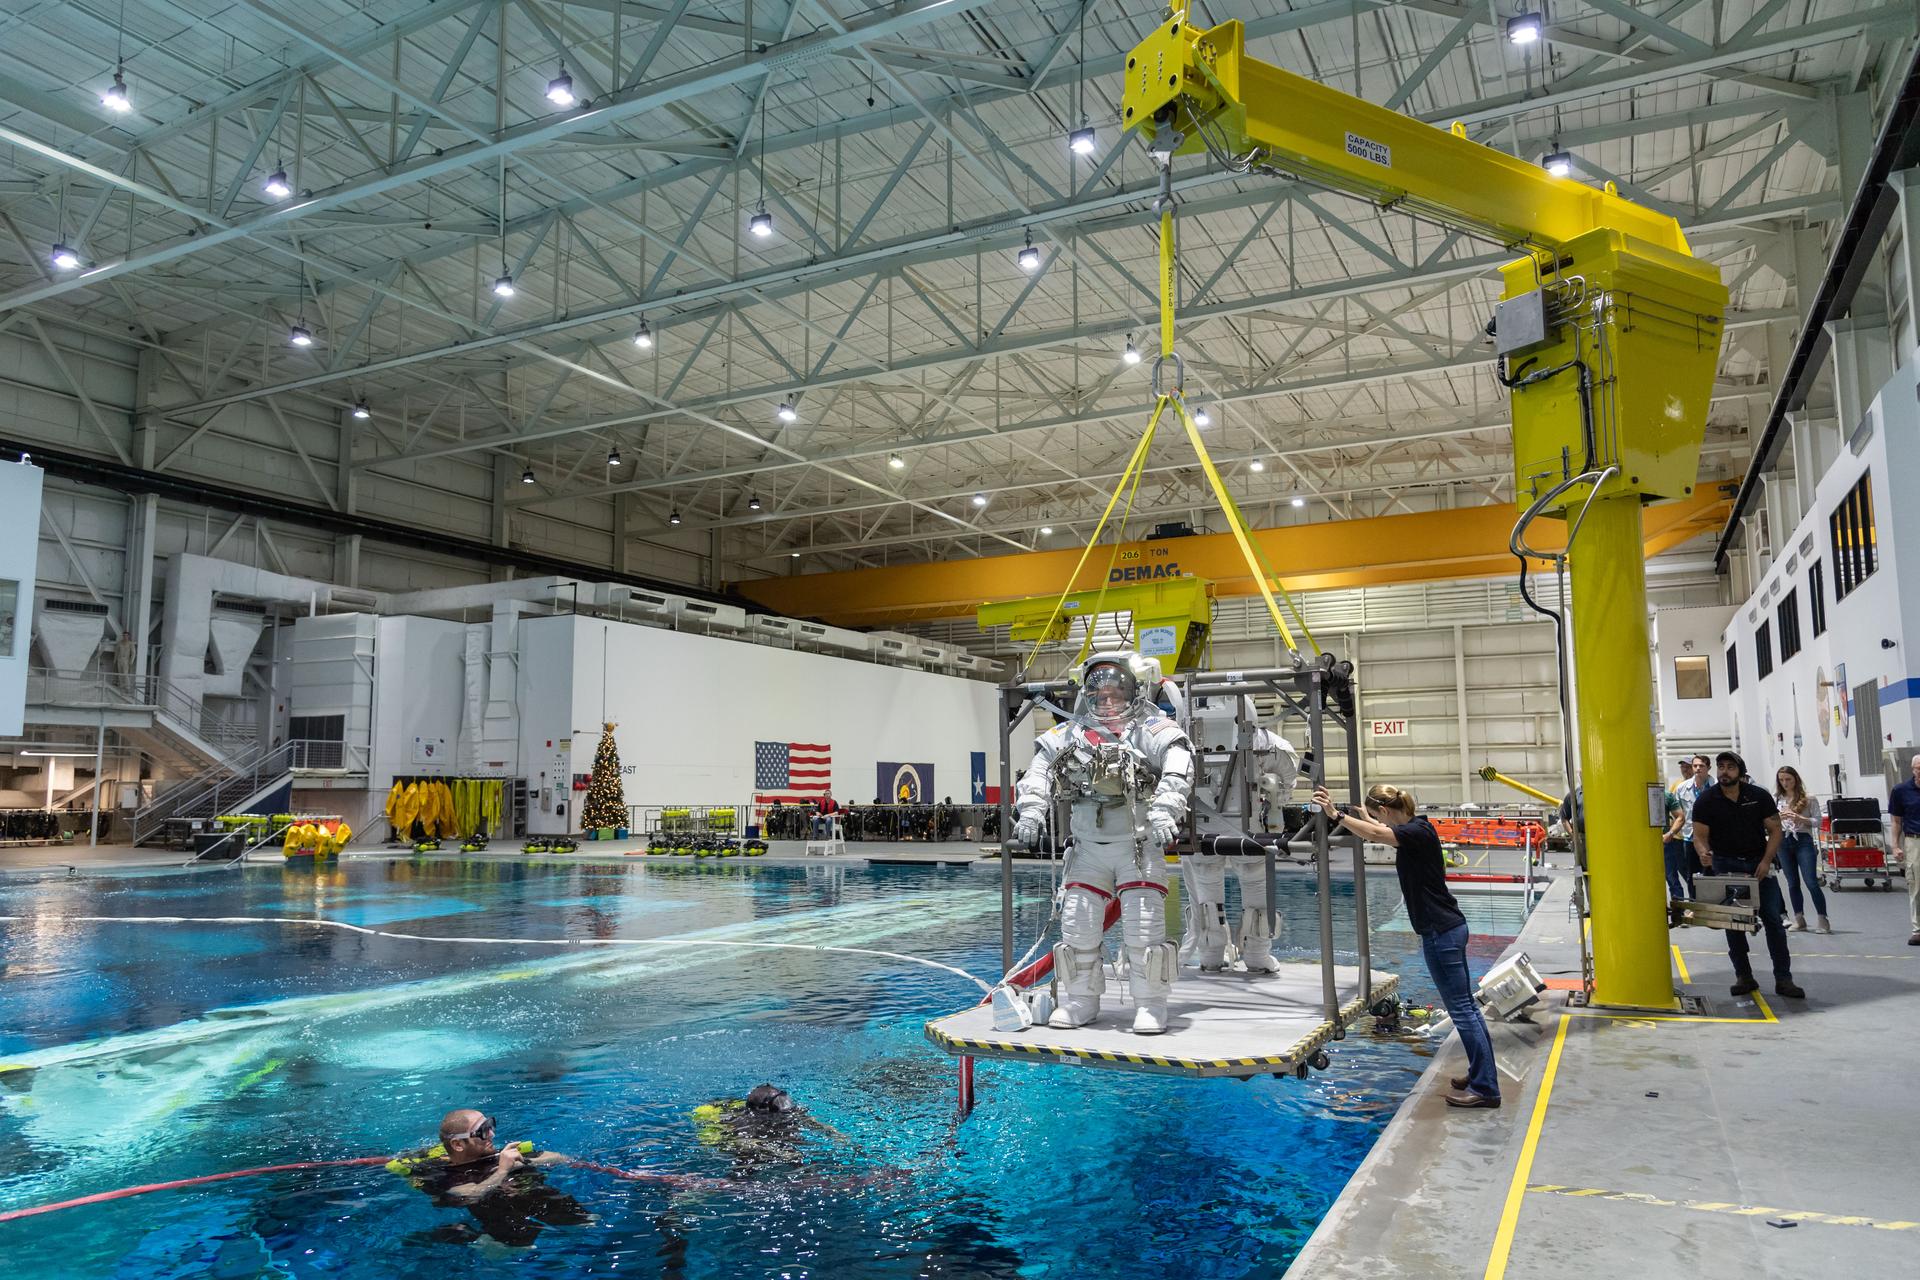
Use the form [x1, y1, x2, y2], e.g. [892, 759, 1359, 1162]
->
[0, 1155, 739, 1224]
[0, 1157, 391, 1223]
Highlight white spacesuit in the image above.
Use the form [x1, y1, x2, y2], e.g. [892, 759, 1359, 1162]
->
[1183, 694, 1304, 973]
[1013, 652, 1196, 1034]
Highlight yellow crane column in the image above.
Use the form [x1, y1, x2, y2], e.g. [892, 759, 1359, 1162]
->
[1570, 494, 1671, 1007]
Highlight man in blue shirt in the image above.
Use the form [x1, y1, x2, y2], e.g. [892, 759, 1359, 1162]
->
[1663, 755, 1709, 902]
[1887, 753, 1920, 946]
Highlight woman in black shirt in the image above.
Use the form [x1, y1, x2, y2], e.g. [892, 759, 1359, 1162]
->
[1312, 782, 1501, 1108]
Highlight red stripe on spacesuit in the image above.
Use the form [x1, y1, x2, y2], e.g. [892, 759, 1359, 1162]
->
[1115, 880, 1167, 895]
[1064, 880, 1113, 900]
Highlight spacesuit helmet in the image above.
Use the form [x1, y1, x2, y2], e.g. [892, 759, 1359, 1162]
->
[1078, 652, 1149, 732]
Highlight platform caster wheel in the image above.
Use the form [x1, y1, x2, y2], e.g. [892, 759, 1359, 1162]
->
[1308, 1050, 1331, 1072]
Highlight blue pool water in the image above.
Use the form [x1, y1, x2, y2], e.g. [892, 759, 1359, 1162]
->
[0, 859, 1519, 1278]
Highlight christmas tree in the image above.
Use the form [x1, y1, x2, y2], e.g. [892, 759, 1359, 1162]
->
[581, 721, 628, 830]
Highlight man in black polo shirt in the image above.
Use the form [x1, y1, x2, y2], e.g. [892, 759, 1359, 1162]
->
[1691, 751, 1805, 1000]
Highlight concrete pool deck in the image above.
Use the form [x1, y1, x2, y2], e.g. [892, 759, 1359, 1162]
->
[1288, 871, 1920, 1280]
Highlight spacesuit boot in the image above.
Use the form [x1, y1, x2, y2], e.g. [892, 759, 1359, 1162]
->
[1121, 884, 1175, 1034]
[1129, 940, 1178, 1033]
[1048, 942, 1105, 1027]
[1238, 905, 1282, 974]
[1183, 857, 1233, 971]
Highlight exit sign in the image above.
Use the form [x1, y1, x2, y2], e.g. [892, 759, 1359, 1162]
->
[1369, 719, 1410, 738]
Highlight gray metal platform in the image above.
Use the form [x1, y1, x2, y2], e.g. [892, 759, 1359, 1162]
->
[926, 963, 1398, 1078]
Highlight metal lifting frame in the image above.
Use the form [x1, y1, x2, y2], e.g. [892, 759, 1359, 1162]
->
[993, 663, 1367, 1028]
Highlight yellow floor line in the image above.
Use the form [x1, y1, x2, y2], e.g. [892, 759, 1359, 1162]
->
[1483, 1012, 1570, 1280]
[1670, 944, 1690, 984]
[1526, 1183, 1920, 1230]
[1679, 949, 1915, 960]
[1563, 1009, 1769, 1025]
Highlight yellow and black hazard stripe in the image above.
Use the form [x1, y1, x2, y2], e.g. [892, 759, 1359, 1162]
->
[923, 974, 1399, 1079]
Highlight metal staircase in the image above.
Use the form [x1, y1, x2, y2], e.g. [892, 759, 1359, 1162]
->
[26, 667, 257, 770]
[131, 738, 338, 846]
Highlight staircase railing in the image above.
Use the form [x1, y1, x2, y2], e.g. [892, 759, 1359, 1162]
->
[132, 738, 336, 845]
[26, 667, 257, 759]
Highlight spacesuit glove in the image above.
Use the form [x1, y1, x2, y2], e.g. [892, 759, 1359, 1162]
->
[1149, 814, 1178, 849]
[1013, 816, 1044, 850]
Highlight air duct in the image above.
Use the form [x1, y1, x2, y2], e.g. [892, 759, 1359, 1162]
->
[32, 599, 108, 674]
[205, 612, 266, 698]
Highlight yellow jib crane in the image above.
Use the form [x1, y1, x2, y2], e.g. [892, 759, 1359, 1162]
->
[1125, 12, 1726, 1010]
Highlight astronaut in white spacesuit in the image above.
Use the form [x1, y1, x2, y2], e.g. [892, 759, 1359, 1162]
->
[1012, 652, 1196, 1034]
[1182, 694, 1305, 973]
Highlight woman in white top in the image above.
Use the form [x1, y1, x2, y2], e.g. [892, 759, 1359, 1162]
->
[1774, 766, 1828, 933]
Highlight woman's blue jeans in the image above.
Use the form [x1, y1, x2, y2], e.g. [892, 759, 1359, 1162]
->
[1421, 922, 1500, 1099]
[1778, 831, 1827, 917]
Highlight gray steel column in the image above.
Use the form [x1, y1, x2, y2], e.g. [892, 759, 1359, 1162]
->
[1346, 680, 1370, 1005]
[999, 687, 1016, 975]
[1311, 672, 1337, 1023]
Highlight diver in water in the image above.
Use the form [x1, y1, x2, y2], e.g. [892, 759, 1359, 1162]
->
[390, 1108, 592, 1247]
[691, 1084, 844, 1174]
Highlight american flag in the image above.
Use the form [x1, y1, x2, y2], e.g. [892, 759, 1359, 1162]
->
[754, 741, 832, 805]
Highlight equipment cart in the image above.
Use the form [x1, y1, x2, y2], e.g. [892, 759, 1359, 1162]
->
[1818, 797, 1901, 891]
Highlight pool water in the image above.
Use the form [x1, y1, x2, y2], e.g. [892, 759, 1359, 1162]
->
[0, 859, 1517, 1278]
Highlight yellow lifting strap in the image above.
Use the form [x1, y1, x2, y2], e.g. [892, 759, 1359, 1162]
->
[1168, 396, 1303, 655]
[1019, 404, 1163, 676]
[1065, 421, 1159, 672]
[1024, 192, 1315, 673]
[1207, 464, 1320, 655]
[1159, 200, 1311, 656]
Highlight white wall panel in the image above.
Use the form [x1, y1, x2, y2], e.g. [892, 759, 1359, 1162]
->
[515, 614, 1029, 834]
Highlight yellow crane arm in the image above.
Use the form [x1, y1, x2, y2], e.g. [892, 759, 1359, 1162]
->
[1123, 11, 1726, 513]
[1123, 14, 1687, 256]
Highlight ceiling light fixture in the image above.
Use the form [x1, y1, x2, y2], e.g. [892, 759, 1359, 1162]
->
[263, 168, 292, 200]
[607, 446, 622, 467]
[351, 399, 371, 420]
[1017, 230, 1041, 273]
[1541, 150, 1573, 178]
[493, 273, 516, 298]
[632, 317, 653, 349]
[1506, 13, 1542, 45]
[1250, 459, 1265, 472]
[1193, 406, 1211, 427]
[103, 6, 131, 115]
[1291, 496, 1306, 508]
[1068, 126, 1095, 156]
[288, 324, 313, 348]
[521, 466, 536, 485]
[1039, 525, 1053, 536]
[747, 494, 762, 511]
[102, 66, 131, 113]
[668, 509, 682, 525]
[50, 243, 80, 271]
[887, 453, 905, 469]
[775, 402, 798, 423]
[1122, 333, 1141, 365]
[546, 66, 576, 108]
[748, 208, 774, 239]
[972, 493, 987, 507]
